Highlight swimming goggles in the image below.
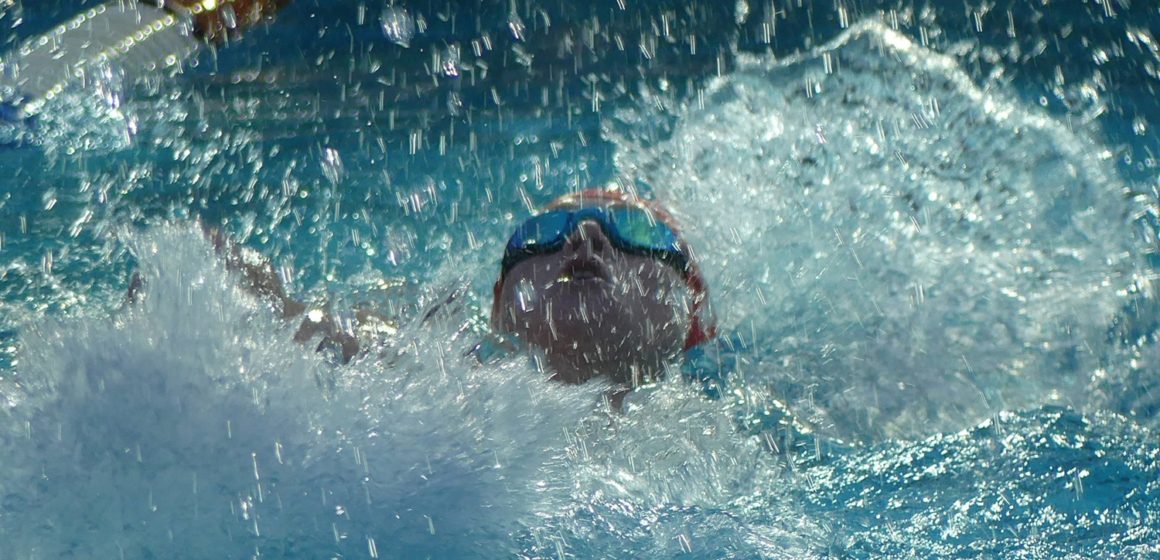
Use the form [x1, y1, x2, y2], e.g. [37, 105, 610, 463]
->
[501, 205, 689, 276]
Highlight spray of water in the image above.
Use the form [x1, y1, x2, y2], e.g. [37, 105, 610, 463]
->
[1, 13, 1156, 559]
[613, 21, 1145, 441]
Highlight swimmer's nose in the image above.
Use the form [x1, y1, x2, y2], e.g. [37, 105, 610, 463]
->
[565, 219, 609, 257]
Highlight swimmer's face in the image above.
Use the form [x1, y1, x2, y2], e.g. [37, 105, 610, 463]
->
[494, 205, 692, 385]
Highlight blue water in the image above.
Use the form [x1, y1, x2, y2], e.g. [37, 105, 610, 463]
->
[2, 1, 1159, 558]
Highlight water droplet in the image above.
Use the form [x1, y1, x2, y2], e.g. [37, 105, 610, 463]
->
[512, 44, 533, 67]
[508, 12, 526, 41]
[380, 6, 415, 47]
[447, 91, 463, 115]
[321, 147, 345, 186]
[516, 277, 537, 312]
[735, 0, 750, 24]
[1133, 116, 1148, 136]
[220, 5, 237, 29]
[441, 44, 461, 77]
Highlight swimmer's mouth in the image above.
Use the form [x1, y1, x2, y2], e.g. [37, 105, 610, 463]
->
[558, 257, 611, 284]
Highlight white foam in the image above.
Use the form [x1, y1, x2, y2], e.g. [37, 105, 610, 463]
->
[2, 223, 802, 557]
[0, 224, 591, 557]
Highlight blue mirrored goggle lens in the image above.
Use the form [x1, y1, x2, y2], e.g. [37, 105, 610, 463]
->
[506, 210, 572, 254]
[604, 206, 681, 253]
[502, 206, 686, 274]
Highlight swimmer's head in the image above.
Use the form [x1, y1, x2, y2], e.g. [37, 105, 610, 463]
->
[492, 188, 716, 385]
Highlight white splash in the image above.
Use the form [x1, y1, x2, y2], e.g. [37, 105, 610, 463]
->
[613, 20, 1144, 440]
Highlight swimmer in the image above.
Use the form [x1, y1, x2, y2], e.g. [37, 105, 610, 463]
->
[132, 189, 715, 388]
[490, 189, 716, 387]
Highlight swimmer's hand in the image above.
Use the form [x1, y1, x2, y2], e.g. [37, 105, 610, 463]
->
[292, 307, 395, 365]
[291, 308, 358, 364]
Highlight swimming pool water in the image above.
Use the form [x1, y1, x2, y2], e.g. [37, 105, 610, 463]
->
[1, 1, 1159, 558]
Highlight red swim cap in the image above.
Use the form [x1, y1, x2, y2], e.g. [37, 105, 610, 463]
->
[492, 188, 717, 350]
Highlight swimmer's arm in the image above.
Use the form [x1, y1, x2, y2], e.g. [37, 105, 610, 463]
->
[202, 227, 304, 319]
[208, 232, 396, 364]
[128, 226, 385, 364]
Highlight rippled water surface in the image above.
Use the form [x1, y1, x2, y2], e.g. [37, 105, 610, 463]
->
[1, 1, 1159, 558]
